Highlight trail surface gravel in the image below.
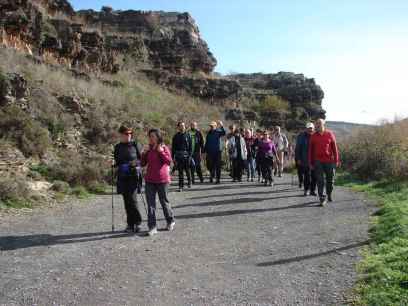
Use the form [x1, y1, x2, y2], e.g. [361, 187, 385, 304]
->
[0, 176, 375, 306]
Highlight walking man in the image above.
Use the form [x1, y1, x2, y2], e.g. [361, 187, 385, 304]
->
[189, 121, 205, 184]
[308, 119, 340, 206]
[295, 122, 317, 196]
[204, 120, 226, 184]
[172, 122, 192, 192]
[272, 126, 289, 177]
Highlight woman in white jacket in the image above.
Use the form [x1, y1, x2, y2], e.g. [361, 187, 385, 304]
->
[272, 126, 289, 177]
[227, 129, 248, 182]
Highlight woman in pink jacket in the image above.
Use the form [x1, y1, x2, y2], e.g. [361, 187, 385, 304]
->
[141, 129, 175, 236]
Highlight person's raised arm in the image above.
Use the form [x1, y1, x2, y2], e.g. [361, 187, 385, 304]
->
[159, 145, 172, 165]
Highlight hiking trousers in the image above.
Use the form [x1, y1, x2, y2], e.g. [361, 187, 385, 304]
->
[314, 161, 335, 199]
[191, 152, 204, 183]
[145, 183, 174, 230]
[298, 164, 317, 192]
[176, 157, 191, 189]
[207, 151, 222, 182]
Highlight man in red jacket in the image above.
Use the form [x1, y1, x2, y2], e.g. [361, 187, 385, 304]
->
[308, 119, 340, 206]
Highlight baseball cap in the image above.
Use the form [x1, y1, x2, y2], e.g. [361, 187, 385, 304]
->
[306, 122, 315, 129]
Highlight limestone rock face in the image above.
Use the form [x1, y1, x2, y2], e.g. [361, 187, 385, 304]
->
[0, 72, 29, 106]
[0, 1, 216, 75]
[229, 72, 326, 130]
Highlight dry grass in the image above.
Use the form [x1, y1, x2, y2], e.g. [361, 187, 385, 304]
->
[341, 119, 408, 180]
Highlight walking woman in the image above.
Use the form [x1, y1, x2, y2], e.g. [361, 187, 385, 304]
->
[141, 129, 175, 236]
[227, 128, 248, 182]
[259, 130, 278, 187]
[114, 126, 143, 233]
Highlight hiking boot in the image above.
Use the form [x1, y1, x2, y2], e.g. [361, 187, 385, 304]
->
[258, 176, 261, 182]
[167, 221, 175, 231]
[148, 228, 158, 236]
[134, 225, 142, 233]
[215, 180, 221, 185]
[124, 226, 134, 234]
[251, 178, 254, 182]
[328, 194, 333, 202]
[268, 180, 273, 187]
[319, 197, 327, 207]
[310, 191, 317, 196]
[187, 183, 192, 189]
[178, 188, 183, 192]
[210, 178, 214, 183]
[304, 190, 309, 196]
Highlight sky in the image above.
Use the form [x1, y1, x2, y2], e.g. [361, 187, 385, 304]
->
[70, 0, 408, 124]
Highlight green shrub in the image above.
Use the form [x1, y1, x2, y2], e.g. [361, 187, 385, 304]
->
[341, 120, 408, 180]
[70, 186, 90, 199]
[0, 176, 33, 208]
[51, 180, 71, 193]
[0, 105, 51, 157]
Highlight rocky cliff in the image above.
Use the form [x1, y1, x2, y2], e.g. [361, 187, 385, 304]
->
[227, 72, 326, 130]
[0, 0, 326, 130]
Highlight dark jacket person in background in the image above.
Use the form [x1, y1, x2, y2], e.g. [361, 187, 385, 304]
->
[295, 122, 317, 196]
[204, 120, 226, 184]
[114, 125, 143, 233]
[308, 118, 340, 206]
[189, 121, 205, 184]
[172, 121, 193, 192]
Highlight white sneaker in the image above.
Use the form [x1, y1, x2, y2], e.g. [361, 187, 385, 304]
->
[148, 228, 158, 236]
[167, 221, 175, 231]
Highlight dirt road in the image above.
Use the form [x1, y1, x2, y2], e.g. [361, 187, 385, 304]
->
[0, 176, 374, 306]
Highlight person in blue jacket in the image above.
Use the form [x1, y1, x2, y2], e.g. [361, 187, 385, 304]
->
[295, 122, 317, 196]
[204, 120, 226, 184]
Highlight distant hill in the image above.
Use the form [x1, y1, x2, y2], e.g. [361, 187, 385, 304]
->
[326, 121, 373, 138]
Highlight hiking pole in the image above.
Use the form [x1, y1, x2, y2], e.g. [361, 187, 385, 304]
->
[139, 190, 148, 219]
[111, 164, 115, 233]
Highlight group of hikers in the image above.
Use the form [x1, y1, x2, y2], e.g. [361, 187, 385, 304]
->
[113, 118, 339, 236]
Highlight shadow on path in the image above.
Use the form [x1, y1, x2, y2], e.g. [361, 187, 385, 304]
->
[174, 194, 307, 209]
[0, 231, 131, 251]
[256, 240, 370, 267]
[174, 201, 318, 220]
[187, 188, 295, 200]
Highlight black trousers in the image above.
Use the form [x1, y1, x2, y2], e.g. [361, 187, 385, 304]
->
[314, 161, 336, 199]
[191, 153, 204, 183]
[261, 157, 274, 183]
[176, 157, 191, 188]
[145, 183, 174, 230]
[122, 191, 142, 228]
[298, 164, 317, 192]
[232, 158, 244, 181]
[207, 152, 222, 182]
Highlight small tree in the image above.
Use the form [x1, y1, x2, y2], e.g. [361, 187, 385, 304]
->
[257, 95, 290, 113]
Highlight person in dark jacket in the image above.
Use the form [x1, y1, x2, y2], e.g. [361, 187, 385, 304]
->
[189, 121, 205, 184]
[172, 121, 193, 192]
[113, 125, 143, 233]
[253, 130, 264, 182]
[204, 120, 226, 184]
[227, 128, 248, 182]
[295, 122, 317, 196]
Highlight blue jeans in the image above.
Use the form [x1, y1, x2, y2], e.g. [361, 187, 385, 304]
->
[247, 158, 256, 179]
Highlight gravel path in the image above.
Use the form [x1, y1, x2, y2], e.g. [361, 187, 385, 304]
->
[0, 175, 374, 306]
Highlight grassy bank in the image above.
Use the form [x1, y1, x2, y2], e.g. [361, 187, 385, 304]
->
[337, 174, 408, 306]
